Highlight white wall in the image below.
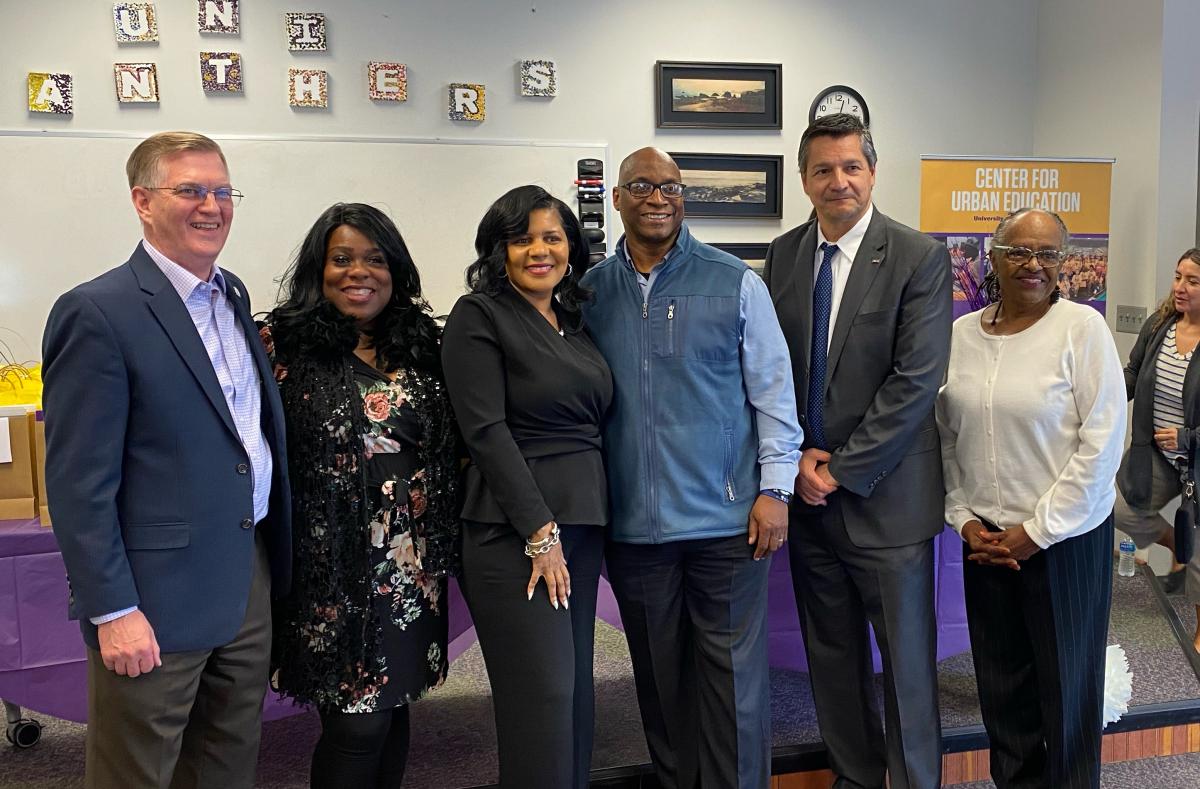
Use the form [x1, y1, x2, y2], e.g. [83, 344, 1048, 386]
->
[0, 0, 1041, 359]
[1033, 0, 1164, 359]
[1157, 0, 1200, 294]
[1034, 0, 1200, 359]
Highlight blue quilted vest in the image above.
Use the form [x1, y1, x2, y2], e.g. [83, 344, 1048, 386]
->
[582, 225, 758, 544]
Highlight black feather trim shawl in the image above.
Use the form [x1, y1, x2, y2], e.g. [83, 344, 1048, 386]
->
[262, 301, 459, 711]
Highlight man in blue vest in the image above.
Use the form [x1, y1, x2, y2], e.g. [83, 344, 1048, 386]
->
[582, 147, 802, 788]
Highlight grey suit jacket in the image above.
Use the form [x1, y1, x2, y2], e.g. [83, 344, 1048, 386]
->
[762, 209, 951, 548]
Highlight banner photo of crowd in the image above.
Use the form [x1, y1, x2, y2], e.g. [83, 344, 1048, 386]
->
[919, 156, 1113, 319]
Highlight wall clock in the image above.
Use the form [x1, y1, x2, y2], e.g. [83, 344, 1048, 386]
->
[809, 85, 869, 126]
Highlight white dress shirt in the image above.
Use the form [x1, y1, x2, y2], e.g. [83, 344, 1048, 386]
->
[936, 300, 1126, 548]
[814, 205, 874, 352]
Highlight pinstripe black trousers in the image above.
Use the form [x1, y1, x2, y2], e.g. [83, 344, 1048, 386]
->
[964, 514, 1113, 789]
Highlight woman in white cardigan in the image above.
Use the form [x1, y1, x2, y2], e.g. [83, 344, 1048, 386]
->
[936, 208, 1126, 789]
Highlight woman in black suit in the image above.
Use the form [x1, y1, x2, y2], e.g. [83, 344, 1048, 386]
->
[1114, 248, 1200, 644]
[441, 185, 612, 789]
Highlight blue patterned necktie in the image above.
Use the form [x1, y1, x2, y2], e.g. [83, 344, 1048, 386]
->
[807, 242, 838, 449]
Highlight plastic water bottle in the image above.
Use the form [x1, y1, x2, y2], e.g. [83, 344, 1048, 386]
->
[1117, 537, 1137, 577]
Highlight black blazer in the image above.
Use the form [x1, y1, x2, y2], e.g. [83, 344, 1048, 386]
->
[762, 210, 952, 547]
[1116, 314, 1200, 509]
[42, 244, 292, 652]
[441, 286, 613, 538]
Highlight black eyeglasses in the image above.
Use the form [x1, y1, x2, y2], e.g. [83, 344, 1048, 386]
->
[993, 245, 1065, 267]
[618, 181, 687, 199]
[150, 184, 244, 206]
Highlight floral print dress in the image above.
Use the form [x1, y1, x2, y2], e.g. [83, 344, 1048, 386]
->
[343, 355, 448, 713]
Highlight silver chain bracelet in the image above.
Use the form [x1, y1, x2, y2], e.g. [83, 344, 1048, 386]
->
[524, 524, 561, 558]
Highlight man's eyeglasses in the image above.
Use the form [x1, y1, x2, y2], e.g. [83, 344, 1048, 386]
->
[992, 245, 1065, 267]
[150, 184, 244, 206]
[618, 181, 687, 199]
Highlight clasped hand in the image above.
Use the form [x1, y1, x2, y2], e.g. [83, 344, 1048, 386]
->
[962, 520, 1040, 570]
[797, 448, 839, 505]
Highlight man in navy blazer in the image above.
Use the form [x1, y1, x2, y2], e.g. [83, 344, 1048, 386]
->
[42, 131, 291, 789]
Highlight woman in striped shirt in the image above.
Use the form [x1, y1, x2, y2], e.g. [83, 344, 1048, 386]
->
[1115, 248, 1200, 648]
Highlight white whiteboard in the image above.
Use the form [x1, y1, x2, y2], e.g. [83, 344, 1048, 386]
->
[0, 131, 609, 362]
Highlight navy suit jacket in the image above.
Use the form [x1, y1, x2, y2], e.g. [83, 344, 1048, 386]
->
[42, 243, 292, 652]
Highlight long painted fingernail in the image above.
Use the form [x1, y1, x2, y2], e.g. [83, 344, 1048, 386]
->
[527, 590, 533, 601]
[564, 599, 570, 610]
[552, 600, 559, 610]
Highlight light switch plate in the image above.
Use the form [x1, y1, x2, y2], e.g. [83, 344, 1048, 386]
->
[1115, 305, 1146, 334]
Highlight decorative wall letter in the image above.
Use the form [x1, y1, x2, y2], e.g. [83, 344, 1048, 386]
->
[368, 62, 406, 101]
[28, 73, 73, 114]
[200, 52, 242, 92]
[289, 68, 328, 107]
[113, 3, 159, 43]
[114, 63, 159, 102]
[285, 13, 327, 51]
[448, 83, 485, 122]
[520, 60, 557, 97]
[198, 0, 239, 33]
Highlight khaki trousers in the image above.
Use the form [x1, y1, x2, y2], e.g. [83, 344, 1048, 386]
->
[85, 532, 272, 789]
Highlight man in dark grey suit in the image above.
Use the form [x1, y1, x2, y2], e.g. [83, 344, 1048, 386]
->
[762, 114, 951, 789]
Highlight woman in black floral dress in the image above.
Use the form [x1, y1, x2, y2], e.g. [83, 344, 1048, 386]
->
[263, 203, 458, 788]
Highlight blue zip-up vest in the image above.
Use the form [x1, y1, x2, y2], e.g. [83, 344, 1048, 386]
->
[582, 225, 758, 544]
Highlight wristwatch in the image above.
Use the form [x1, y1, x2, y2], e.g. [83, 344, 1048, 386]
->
[760, 488, 792, 505]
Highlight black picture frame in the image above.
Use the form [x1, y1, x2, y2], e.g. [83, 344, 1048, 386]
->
[711, 243, 770, 277]
[668, 152, 784, 219]
[656, 61, 782, 130]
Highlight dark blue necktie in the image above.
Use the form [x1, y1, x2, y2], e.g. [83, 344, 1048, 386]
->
[807, 242, 838, 449]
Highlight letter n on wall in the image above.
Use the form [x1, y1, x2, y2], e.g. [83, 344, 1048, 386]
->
[114, 63, 159, 102]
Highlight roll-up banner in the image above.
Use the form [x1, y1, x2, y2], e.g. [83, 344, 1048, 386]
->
[920, 156, 1114, 318]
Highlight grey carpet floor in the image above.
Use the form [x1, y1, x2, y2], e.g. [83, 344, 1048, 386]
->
[1166, 577, 1200, 651]
[2, 570, 1197, 788]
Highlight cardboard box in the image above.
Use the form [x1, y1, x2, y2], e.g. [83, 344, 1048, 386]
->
[0, 406, 36, 520]
[34, 411, 50, 526]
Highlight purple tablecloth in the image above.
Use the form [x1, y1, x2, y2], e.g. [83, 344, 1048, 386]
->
[0, 518, 299, 722]
[450, 525, 971, 673]
[1, 518, 970, 723]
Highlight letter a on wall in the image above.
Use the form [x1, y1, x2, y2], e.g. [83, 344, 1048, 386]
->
[113, 3, 159, 43]
[28, 72, 73, 114]
[448, 83, 485, 122]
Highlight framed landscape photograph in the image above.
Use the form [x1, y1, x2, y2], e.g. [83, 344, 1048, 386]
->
[668, 153, 784, 219]
[712, 243, 770, 277]
[656, 61, 782, 129]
